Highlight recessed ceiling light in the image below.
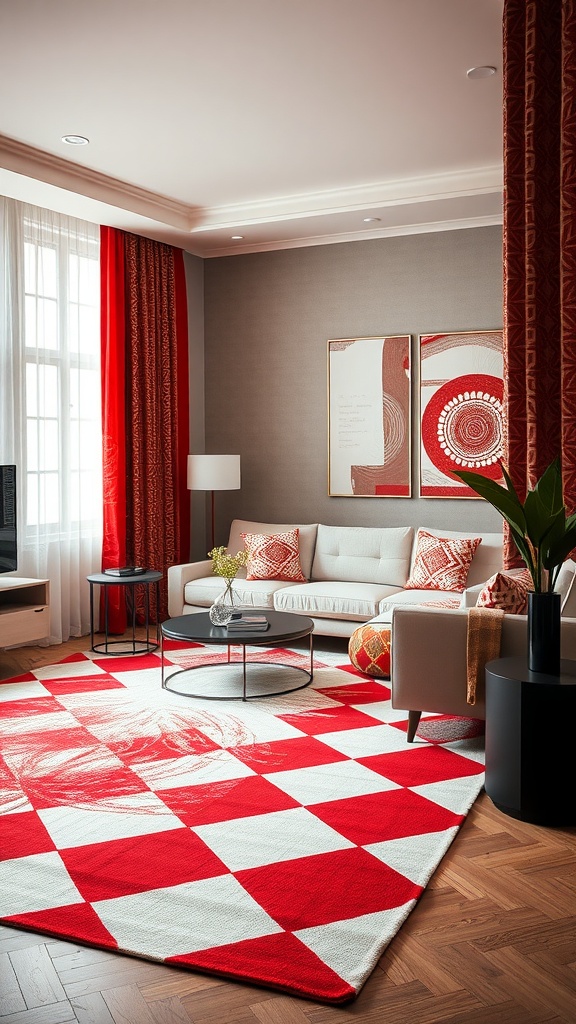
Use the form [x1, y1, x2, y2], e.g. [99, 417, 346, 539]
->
[61, 134, 89, 145]
[363, 217, 381, 223]
[466, 66, 497, 79]
[231, 235, 244, 240]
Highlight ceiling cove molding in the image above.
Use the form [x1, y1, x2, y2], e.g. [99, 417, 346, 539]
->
[0, 134, 503, 240]
[0, 134, 195, 230]
[192, 166, 504, 233]
[204, 213, 503, 258]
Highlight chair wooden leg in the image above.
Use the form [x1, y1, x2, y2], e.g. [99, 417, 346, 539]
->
[407, 710, 422, 742]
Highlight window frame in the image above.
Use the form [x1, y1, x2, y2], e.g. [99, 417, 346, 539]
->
[22, 216, 101, 540]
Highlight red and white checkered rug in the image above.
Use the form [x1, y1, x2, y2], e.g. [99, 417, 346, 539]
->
[0, 642, 485, 1004]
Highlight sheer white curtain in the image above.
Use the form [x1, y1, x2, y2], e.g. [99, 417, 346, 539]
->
[0, 198, 102, 643]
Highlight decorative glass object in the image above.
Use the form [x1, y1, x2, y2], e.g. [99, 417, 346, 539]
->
[207, 545, 248, 627]
[209, 579, 237, 626]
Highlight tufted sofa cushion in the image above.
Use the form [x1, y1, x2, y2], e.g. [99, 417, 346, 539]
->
[310, 525, 414, 586]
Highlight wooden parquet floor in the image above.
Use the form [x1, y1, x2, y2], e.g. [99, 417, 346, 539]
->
[1, 636, 575, 1024]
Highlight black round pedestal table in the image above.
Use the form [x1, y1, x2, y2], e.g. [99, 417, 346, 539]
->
[485, 656, 576, 827]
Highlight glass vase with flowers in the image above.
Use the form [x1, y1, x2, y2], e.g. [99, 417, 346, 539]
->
[207, 546, 248, 626]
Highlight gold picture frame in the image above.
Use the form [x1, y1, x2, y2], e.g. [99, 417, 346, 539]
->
[418, 329, 504, 497]
[328, 335, 411, 497]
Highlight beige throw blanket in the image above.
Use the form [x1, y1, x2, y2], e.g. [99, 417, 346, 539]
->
[466, 607, 504, 705]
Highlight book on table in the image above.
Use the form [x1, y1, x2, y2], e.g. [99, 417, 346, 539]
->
[226, 615, 269, 631]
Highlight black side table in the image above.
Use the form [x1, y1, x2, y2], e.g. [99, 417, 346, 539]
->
[87, 570, 162, 655]
[485, 656, 576, 827]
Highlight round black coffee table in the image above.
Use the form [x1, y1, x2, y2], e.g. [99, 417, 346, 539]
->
[160, 609, 314, 700]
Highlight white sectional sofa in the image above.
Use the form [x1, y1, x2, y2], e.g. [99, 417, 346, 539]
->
[167, 519, 504, 638]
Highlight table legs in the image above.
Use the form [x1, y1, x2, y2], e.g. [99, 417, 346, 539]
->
[160, 632, 314, 700]
[90, 581, 160, 656]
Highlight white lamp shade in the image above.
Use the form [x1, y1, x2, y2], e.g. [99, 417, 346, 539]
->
[187, 454, 241, 491]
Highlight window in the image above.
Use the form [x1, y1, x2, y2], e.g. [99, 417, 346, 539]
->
[23, 216, 101, 535]
[1, 198, 102, 640]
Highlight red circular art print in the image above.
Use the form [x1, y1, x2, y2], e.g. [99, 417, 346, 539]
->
[422, 373, 504, 482]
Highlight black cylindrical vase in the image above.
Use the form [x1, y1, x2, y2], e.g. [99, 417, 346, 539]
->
[528, 591, 561, 675]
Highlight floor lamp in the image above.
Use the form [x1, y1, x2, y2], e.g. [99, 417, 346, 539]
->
[187, 454, 241, 551]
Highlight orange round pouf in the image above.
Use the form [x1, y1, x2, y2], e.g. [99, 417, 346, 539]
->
[348, 624, 391, 677]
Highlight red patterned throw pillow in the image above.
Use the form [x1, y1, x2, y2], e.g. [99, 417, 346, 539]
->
[477, 570, 532, 613]
[242, 529, 306, 582]
[405, 530, 481, 593]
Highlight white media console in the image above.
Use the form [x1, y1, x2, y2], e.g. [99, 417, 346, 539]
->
[0, 577, 50, 648]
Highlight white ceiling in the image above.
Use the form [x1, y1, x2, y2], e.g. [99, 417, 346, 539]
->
[0, 0, 504, 257]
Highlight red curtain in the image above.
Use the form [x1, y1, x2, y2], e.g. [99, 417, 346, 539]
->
[503, 0, 576, 565]
[100, 227, 190, 627]
[100, 227, 128, 632]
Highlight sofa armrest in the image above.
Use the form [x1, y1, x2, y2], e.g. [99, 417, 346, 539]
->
[167, 559, 213, 618]
[391, 605, 576, 723]
[460, 583, 484, 608]
[391, 607, 481, 718]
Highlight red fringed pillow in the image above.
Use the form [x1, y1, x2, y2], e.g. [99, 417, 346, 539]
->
[242, 529, 306, 582]
[405, 530, 481, 593]
[477, 570, 533, 613]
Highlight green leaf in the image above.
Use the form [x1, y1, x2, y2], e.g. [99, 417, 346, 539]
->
[507, 529, 537, 585]
[454, 458, 571, 592]
[524, 490, 563, 547]
[451, 469, 527, 534]
[532, 456, 563, 515]
[540, 505, 567, 562]
[545, 523, 576, 568]
[500, 463, 522, 502]
[536, 512, 564, 567]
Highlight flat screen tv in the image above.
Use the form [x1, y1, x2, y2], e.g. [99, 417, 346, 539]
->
[0, 465, 17, 572]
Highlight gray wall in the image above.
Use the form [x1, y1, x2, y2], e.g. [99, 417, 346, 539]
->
[199, 226, 504, 553]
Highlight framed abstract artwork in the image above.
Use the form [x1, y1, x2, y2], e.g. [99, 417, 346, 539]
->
[328, 335, 411, 497]
[419, 330, 504, 498]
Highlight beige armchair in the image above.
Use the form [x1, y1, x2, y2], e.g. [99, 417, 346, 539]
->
[390, 605, 576, 741]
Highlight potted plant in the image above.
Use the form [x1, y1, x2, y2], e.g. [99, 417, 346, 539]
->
[453, 456, 576, 673]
